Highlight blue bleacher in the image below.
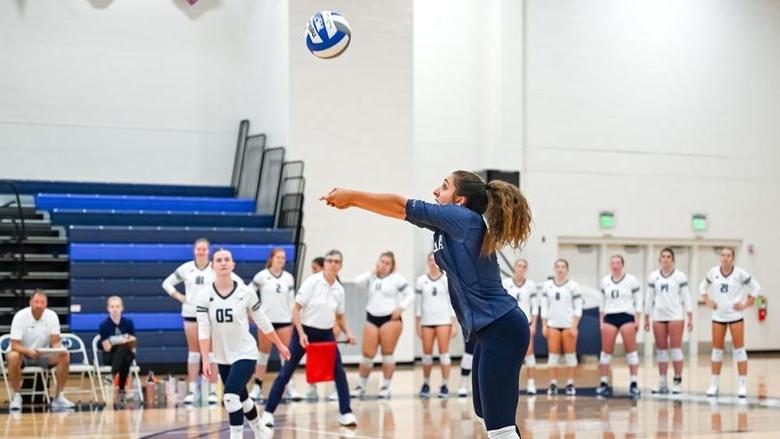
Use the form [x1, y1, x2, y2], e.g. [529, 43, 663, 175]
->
[68, 226, 293, 244]
[8, 179, 234, 197]
[51, 209, 274, 228]
[70, 261, 281, 279]
[36, 193, 255, 212]
[69, 243, 294, 261]
[72, 312, 183, 331]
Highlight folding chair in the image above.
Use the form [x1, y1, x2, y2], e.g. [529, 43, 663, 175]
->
[91, 335, 143, 403]
[0, 334, 51, 404]
[49, 333, 99, 402]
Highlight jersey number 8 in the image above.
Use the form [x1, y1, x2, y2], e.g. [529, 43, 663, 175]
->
[215, 308, 234, 323]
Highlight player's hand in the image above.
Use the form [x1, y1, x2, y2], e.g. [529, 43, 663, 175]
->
[569, 327, 578, 338]
[542, 325, 549, 339]
[277, 345, 291, 361]
[708, 300, 718, 310]
[529, 324, 536, 338]
[172, 292, 186, 304]
[202, 358, 212, 378]
[320, 188, 353, 209]
[346, 333, 357, 345]
[644, 320, 650, 332]
[450, 327, 457, 339]
[299, 333, 309, 349]
[416, 324, 422, 338]
[28, 349, 39, 360]
[733, 302, 745, 311]
[687, 319, 694, 332]
[391, 308, 403, 321]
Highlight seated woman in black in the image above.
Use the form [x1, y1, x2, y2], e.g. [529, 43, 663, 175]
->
[99, 295, 137, 404]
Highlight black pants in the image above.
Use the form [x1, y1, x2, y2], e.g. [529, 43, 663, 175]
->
[103, 345, 135, 390]
[218, 360, 257, 426]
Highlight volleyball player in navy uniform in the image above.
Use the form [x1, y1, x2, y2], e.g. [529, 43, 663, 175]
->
[322, 170, 532, 439]
[195, 248, 290, 439]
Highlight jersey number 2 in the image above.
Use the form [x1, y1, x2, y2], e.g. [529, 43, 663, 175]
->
[215, 309, 234, 323]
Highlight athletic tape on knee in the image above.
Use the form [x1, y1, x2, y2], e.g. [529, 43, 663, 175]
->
[711, 348, 723, 362]
[439, 353, 451, 365]
[565, 353, 578, 367]
[599, 351, 612, 365]
[242, 398, 255, 413]
[626, 351, 639, 366]
[461, 353, 473, 370]
[671, 348, 684, 362]
[382, 354, 395, 365]
[547, 353, 560, 366]
[524, 355, 536, 367]
[656, 349, 669, 363]
[421, 355, 433, 366]
[223, 393, 242, 413]
[187, 351, 201, 364]
[734, 347, 748, 362]
[361, 356, 374, 367]
[257, 351, 270, 366]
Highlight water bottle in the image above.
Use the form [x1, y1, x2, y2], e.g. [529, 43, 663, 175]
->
[144, 371, 156, 406]
[166, 375, 177, 407]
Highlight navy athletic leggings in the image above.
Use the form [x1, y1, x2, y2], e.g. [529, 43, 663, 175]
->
[471, 307, 529, 431]
[218, 359, 257, 426]
[265, 325, 352, 415]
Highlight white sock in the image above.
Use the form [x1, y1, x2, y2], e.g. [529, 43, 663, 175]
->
[527, 379, 535, 387]
[358, 376, 367, 388]
[487, 425, 519, 439]
[600, 376, 609, 385]
[659, 375, 668, 386]
[229, 425, 244, 439]
[423, 377, 430, 385]
[188, 382, 198, 394]
[630, 375, 637, 384]
[738, 375, 747, 387]
[566, 379, 574, 386]
[382, 378, 392, 388]
[710, 375, 719, 387]
[550, 379, 558, 386]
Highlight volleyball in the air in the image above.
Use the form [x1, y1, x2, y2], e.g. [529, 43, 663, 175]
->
[305, 11, 352, 59]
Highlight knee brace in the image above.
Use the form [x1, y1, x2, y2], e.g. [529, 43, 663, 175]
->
[187, 351, 201, 364]
[734, 347, 748, 362]
[461, 353, 473, 370]
[421, 354, 433, 366]
[547, 353, 560, 367]
[626, 351, 639, 366]
[671, 348, 684, 362]
[711, 348, 723, 363]
[656, 349, 669, 363]
[242, 398, 255, 413]
[524, 354, 536, 367]
[257, 351, 270, 366]
[361, 356, 374, 367]
[382, 354, 395, 365]
[565, 353, 578, 367]
[439, 353, 451, 365]
[599, 351, 612, 365]
[223, 393, 242, 413]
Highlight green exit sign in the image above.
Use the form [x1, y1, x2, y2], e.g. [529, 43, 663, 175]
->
[599, 211, 615, 229]
[692, 214, 708, 232]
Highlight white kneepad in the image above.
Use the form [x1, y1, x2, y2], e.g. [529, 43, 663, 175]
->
[439, 353, 451, 365]
[656, 349, 669, 363]
[242, 398, 255, 413]
[461, 353, 473, 370]
[421, 355, 433, 366]
[547, 353, 560, 367]
[734, 347, 748, 362]
[382, 354, 395, 365]
[565, 353, 578, 367]
[223, 393, 242, 413]
[361, 356, 374, 367]
[626, 351, 639, 366]
[670, 348, 684, 362]
[711, 348, 724, 362]
[599, 351, 612, 365]
[187, 351, 201, 364]
[257, 351, 270, 366]
[524, 355, 536, 367]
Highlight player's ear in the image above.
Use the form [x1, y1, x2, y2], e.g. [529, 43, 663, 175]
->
[454, 195, 466, 206]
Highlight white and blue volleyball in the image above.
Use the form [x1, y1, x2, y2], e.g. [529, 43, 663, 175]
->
[305, 11, 351, 59]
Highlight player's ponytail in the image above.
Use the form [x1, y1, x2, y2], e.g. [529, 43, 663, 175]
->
[452, 170, 532, 257]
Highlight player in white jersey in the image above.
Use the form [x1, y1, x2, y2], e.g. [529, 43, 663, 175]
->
[415, 252, 456, 399]
[596, 255, 643, 398]
[541, 259, 583, 396]
[195, 248, 290, 439]
[161, 238, 220, 405]
[247, 248, 300, 402]
[351, 251, 414, 399]
[502, 259, 540, 395]
[700, 247, 761, 398]
[644, 248, 693, 395]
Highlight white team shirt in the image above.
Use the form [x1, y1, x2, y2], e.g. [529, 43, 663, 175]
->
[162, 261, 215, 318]
[502, 277, 539, 321]
[700, 265, 761, 323]
[415, 273, 455, 326]
[250, 269, 295, 324]
[194, 281, 273, 364]
[10, 307, 61, 349]
[355, 271, 414, 317]
[541, 279, 583, 329]
[295, 272, 346, 330]
[646, 269, 692, 321]
[599, 273, 642, 315]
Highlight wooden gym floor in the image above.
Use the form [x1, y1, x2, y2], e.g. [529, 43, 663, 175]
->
[1, 354, 780, 438]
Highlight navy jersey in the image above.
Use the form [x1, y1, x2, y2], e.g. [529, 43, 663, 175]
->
[405, 199, 517, 341]
[98, 317, 135, 352]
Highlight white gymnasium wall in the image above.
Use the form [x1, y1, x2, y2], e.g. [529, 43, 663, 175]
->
[0, 0, 288, 185]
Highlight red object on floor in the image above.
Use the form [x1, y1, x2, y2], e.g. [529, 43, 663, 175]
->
[305, 342, 337, 384]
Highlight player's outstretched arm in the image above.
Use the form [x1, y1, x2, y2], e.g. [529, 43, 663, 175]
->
[320, 188, 407, 220]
